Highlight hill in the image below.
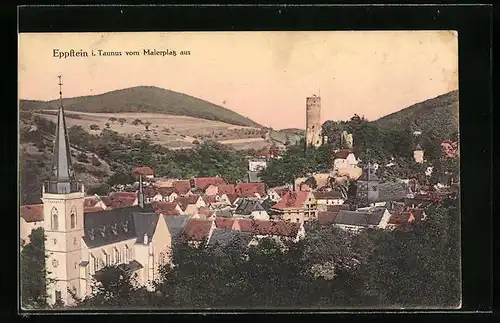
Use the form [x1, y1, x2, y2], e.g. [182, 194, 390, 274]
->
[19, 86, 261, 127]
[373, 90, 459, 141]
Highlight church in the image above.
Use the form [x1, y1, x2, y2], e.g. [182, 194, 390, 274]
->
[36, 83, 186, 306]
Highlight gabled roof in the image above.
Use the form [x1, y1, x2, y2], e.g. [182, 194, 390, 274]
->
[218, 184, 236, 195]
[377, 181, 408, 202]
[215, 217, 235, 229]
[272, 191, 311, 210]
[164, 215, 188, 240]
[133, 212, 159, 243]
[388, 212, 412, 225]
[208, 228, 253, 250]
[151, 202, 181, 216]
[175, 195, 201, 211]
[172, 180, 191, 195]
[182, 219, 213, 241]
[313, 191, 343, 200]
[198, 207, 215, 219]
[215, 209, 233, 218]
[234, 199, 266, 216]
[235, 219, 300, 238]
[260, 198, 277, 212]
[334, 149, 354, 159]
[143, 187, 158, 199]
[334, 208, 386, 227]
[84, 197, 100, 208]
[236, 182, 265, 198]
[156, 187, 179, 196]
[203, 195, 218, 204]
[192, 177, 226, 190]
[98, 196, 113, 207]
[318, 205, 343, 225]
[408, 208, 425, 221]
[83, 204, 154, 248]
[20, 204, 44, 223]
[224, 193, 239, 205]
[133, 166, 154, 176]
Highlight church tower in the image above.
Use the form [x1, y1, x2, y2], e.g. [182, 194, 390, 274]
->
[356, 163, 380, 203]
[41, 76, 85, 306]
[305, 95, 323, 149]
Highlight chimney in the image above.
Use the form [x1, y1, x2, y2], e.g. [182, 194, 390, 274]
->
[143, 233, 148, 245]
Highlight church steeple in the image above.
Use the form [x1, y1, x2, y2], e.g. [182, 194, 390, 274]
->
[46, 75, 80, 194]
[138, 174, 145, 209]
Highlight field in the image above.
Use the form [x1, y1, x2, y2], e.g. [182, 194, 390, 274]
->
[37, 110, 271, 150]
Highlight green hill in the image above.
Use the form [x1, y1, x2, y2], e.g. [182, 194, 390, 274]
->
[373, 90, 459, 141]
[19, 86, 261, 127]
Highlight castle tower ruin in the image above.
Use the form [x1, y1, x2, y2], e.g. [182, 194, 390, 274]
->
[306, 95, 322, 148]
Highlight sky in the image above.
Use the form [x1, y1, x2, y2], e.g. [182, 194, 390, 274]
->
[18, 31, 458, 129]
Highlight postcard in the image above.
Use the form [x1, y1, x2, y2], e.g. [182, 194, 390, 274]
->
[19, 31, 460, 310]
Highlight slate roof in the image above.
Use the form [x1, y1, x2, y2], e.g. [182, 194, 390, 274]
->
[20, 204, 44, 223]
[215, 209, 233, 218]
[260, 198, 277, 212]
[236, 182, 266, 198]
[376, 181, 408, 203]
[133, 212, 159, 244]
[164, 215, 188, 241]
[182, 219, 214, 241]
[208, 228, 253, 250]
[333, 208, 386, 227]
[272, 191, 311, 210]
[234, 199, 266, 216]
[83, 204, 154, 248]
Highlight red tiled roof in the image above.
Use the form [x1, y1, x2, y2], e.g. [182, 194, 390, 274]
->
[274, 188, 290, 197]
[156, 187, 179, 196]
[133, 166, 154, 176]
[20, 204, 44, 223]
[215, 217, 235, 229]
[198, 207, 215, 218]
[175, 195, 201, 211]
[225, 194, 239, 205]
[108, 192, 137, 209]
[218, 184, 236, 195]
[182, 219, 213, 241]
[192, 177, 226, 190]
[272, 191, 311, 210]
[388, 212, 412, 225]
[152, 202, 181, 216]
[84, 206, 105, 213]
[203, 195, 217, 204]
[98, 196, 113, 207]
[408, 208, 424, 221]
[143, 187, 158, 199]
[84, 197, 100, 208]
[235, 219, 300, 238]
[334, 149, 354, 159]
[172, 180, 191, 195]
[236, 182, 265, 198]
[318, 205, 342, 225]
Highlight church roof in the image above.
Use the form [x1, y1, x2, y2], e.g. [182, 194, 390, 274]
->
[83, 204, 154, 248]
[133, 212, 159, 244]
[50, 104, 74, 182]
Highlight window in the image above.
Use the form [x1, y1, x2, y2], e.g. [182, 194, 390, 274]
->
[70, 206, 77, 228]
[124, 245, 130, 262]
[55, 291, 62, 304]
[51, 207, 59, 230]
[91, 254, 98, 272]
[103, 250, 110, 266]
[114, 247, 120, 264]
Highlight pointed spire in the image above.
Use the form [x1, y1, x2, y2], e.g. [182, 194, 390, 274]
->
[50, 75, 74, 182]
[138, 174, 145, 209]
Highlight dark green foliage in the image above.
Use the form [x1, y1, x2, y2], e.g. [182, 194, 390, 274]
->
[19, 86, 261, 127]
[91, 156, 102, 167]
[89, 124, 100, 130]
[76, 152, 89, 163]
[87, 183, 111, 196]
[71, 197, 460, 309]
[20, 228, 51, 309]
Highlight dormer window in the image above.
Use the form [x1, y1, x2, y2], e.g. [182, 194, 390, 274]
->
[88, 229, 95, 240]
[100, 226, 106, 237]
[123, 220, 129, 232]
[111, 223, 118, 235]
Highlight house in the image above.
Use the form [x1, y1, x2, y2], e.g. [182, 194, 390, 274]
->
[191, 177, 227, 191]
[215, 217, 237, 230]
[133, 166, 155, 179]
[233, 219, 306, 244]
[20, 204, 44, 246]
[333, 149, 358, 168]
[271, 190, 317, 224]
[84, 196, 108, 211]
[249, 158, 267, 172]
[194, 207, 216, 220]
[203, 184, 219, 196]
[174, 195, 206, 216]
[317, 205, 343, 225]
[221, 193, 240, 207]
[218, 184, 236, 196]
[332, 207, 392, 232]
[357, 164, 409, 207]
[207, 228, 253, 253]
[154, 187, 179, 203]
[215, 209, 233, 219]
[235, 182, 266, 199]
[386, 208, 425, 229]
[233, 199, 269, 220]
[180, 218, 216, 246]
[151, 202, 183, 216]
[267, 187, 290, 202]
[172, 180, 192, 196]
[108, 192, 138, 209]
[313, 191, 345, 211]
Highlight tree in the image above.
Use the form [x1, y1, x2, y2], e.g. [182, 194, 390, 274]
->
[21, 228, 51, 309]
[118, 118, 126, 126]
[89, 124, 100, 131]
[87, 183, 111, 196]
[109, 117, 117, 123]
[105, 123, 110, 129]
[132, 119, 142, 126]
[144, 121, 151, 131]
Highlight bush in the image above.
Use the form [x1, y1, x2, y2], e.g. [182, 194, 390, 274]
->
[89, 124, 100, 131]
[87, 183, 111, 196]
[77, 153, 89, 163]
[91, 156, 102, 167]
[192, 139, 200, 145]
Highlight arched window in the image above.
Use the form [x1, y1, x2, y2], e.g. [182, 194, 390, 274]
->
[114, 247, 120, 264]
[51, 207, 59, 230]
[70, 207, 76, 229]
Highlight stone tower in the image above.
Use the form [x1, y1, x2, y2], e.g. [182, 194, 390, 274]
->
[356, 163, 380, 203]
[306, 95, 322, 148]
[41, 76, 85, 306]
